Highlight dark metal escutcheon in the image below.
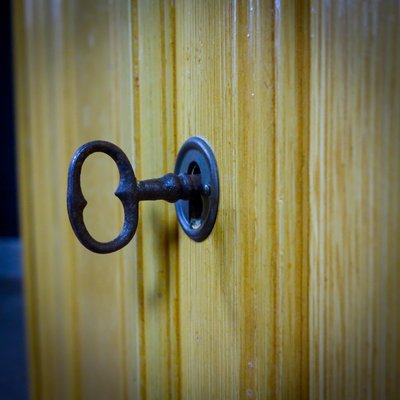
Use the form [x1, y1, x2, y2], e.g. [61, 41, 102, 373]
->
[67, 137, 219, 253]
[174, 136, 219, 242]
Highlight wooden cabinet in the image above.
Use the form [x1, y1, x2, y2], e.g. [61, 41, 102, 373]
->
[14, 0, 399, 398]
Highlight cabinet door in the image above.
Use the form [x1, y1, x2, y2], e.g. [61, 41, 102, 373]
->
[14, 0, 399, 399]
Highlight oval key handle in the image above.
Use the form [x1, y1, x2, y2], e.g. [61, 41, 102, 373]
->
[67, 138, 219, 253]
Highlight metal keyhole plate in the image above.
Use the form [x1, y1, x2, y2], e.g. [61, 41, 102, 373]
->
[174, 136, 219, 241]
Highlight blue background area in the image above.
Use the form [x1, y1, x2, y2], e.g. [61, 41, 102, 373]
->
[0, 239, 28, 400]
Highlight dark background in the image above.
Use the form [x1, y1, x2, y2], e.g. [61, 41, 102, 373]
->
[0, 0, 18, 237]
[0, 1, 28, 399]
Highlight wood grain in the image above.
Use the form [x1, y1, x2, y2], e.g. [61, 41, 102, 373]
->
[14, 0, 399, 399]
[132, 0, 180, 398]
[14, 0, 139, 398]
[175, 0, 308, 398]
[309, 1, 400, 398]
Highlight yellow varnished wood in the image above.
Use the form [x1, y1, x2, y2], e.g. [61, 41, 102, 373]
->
[309, 1, 400, 398]
[15, 0, 139, 398]
[132, 0, 180, 398]
[176, 1, 309, 398]
[14, 0, 399, 399]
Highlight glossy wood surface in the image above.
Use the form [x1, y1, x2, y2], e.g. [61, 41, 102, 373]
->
[309, 1, 400, 398]
[14, 0, 399, 399]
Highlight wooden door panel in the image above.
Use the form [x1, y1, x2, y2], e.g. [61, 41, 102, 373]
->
[132, 1, 179, 398]
[14, 0, 399, 399]
[175, 1, 308, 398]
[309, 1, 400, 398]
[14, 1, 138, 398]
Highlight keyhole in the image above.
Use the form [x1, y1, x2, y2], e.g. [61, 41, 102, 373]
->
[188, 161, 203, 229]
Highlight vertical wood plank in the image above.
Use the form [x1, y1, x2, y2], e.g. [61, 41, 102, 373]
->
[175, 0, 308, 398]
[69, 2, 132, 398]
[14, 0, 138, 398]
[274, 0, 310, 397]
[131, 0, 179, 398]
[13, 0, 41, 397]
[176, 1, 241, 396]
[309, 0, 400, 398]
[14, 0, 80, 397]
